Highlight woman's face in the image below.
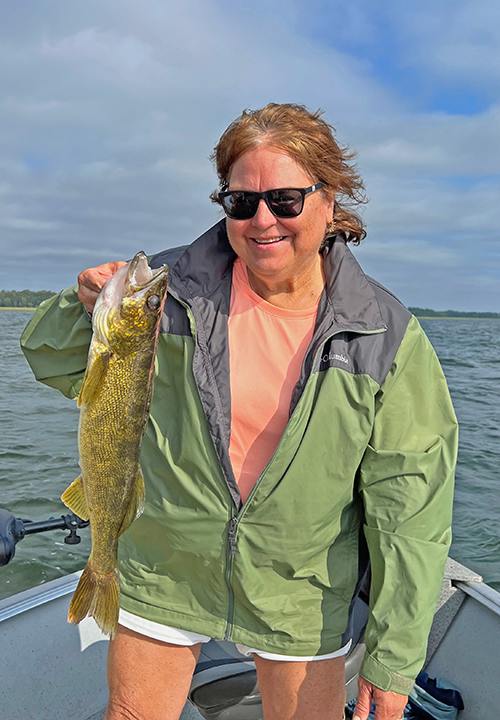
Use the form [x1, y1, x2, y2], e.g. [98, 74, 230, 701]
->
[225, 147, 334, 291]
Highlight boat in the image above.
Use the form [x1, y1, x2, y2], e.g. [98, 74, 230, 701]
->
[1, 510, 499, 719]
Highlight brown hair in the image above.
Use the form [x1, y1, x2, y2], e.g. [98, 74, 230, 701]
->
[210, 103, 367, 244]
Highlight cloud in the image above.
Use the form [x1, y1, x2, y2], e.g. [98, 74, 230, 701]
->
[0, 0, 498, 312]
[355, 241, 460, 268]
[460, 275, 499, 289]
[3, 218, 60, 231]
[41, 29, 154, 77]
[396, 0, 500, 86]
[352, 106, 500, 183]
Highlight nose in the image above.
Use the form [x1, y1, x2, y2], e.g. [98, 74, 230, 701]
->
[251, 198, 277, 229]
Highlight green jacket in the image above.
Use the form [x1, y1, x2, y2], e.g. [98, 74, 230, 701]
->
[21, 222, 458, 694]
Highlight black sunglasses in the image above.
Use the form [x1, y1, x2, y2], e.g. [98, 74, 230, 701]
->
[218, 183, 325, 220]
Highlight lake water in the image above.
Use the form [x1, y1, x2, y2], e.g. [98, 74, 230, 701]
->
[0, 311, 499, 601]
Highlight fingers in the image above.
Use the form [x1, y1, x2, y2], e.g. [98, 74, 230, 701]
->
[372, 688, 407, 720]
[77, 261, 127, 314]
[353, 675, 373, 720]
[354, 677, 408, 720]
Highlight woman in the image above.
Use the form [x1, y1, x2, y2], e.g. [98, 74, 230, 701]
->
[21, 103, 458, 720]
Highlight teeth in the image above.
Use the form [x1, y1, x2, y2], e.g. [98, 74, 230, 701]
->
[254, 237, 284, 244]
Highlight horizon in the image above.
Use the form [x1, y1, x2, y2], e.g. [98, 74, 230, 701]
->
[1, 290, 499, 316]
[1, 1, 499, 311]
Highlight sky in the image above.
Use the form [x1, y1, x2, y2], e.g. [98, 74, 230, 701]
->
[1, 0, 499, 311]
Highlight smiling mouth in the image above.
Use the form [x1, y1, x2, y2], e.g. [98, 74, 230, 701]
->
[253, 236, 285, 245]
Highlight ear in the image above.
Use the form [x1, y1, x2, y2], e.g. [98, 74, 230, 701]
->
[322, 191, 335, 223]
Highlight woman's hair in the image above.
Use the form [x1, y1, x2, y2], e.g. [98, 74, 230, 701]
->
[210, 103, 367, 244]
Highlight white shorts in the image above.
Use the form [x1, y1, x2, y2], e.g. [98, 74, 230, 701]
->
[118, 609, 352, 661]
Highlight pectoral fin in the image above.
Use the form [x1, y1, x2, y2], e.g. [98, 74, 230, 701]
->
[78, 351, 110, 407]
[117, 470, 146, 537]
[61, 476, 90, 520]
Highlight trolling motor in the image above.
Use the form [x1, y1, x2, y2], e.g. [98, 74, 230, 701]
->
[0, 508, 89, 567]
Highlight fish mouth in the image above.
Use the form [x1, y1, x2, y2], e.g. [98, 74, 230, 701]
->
[127, 251, 168, 291]
[93, 252, 169, 347]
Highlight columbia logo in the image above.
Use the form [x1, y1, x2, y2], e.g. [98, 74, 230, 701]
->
[322, 352, 349, 365]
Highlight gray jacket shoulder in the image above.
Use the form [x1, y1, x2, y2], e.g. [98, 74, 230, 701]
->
[366, 277, 412, 385]
[367, 275, 412, 331]
[149, 245, 189, 270]
[322, 276, 413, 387]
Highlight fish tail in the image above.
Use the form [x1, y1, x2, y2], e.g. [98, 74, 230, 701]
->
[68, 562, 120, 638]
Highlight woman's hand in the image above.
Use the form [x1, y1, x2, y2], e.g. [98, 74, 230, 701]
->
[354, 676, 408, 720]
[77, 261, 127, 314]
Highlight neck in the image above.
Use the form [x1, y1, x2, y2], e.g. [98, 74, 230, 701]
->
[246, 256, 325, 310]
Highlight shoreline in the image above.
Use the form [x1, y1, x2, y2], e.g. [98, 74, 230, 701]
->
[0, 307, 35, 312]
[416, 316, 500, 320]
[2, 307, 499, 320]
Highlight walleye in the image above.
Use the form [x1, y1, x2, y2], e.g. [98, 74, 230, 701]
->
[61, 252, 168, 637]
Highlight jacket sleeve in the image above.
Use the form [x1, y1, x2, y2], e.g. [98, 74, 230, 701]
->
[20, 286, 92, 400]
[358, 315, 458, 695]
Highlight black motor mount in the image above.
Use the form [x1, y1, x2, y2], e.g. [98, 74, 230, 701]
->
[0, 508, 89, 567]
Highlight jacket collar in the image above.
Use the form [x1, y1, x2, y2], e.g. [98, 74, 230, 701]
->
[322, 234, 387, 333]
[169, 220, 386, 333]
[168, 221, 236, 303]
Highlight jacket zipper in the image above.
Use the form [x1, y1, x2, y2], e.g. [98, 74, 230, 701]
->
[228, 516, 238, 556]
[224, 515, 238, 640]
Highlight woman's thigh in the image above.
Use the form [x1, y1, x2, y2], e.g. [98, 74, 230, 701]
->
[105, 624, 201, 720]
[254, 654, 346, 720]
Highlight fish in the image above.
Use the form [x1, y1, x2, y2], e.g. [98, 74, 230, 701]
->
[61, 252, 169, 637]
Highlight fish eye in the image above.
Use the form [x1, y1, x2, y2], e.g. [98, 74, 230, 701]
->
[147, 294, 161, 310]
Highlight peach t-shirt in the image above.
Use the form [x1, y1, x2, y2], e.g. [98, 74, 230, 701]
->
[228, 258, 319, 503]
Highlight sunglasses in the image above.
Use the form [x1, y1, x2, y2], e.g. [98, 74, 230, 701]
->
[218, 183, 325, 220]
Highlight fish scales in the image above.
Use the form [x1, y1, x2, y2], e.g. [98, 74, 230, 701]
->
[79, 352, 147, 564]
[61, 252, 169, 637]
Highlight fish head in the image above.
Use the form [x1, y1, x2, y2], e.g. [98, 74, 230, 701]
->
[93, 252, 169, 355]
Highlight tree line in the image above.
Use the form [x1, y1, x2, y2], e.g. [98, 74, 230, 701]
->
[0, 289, 56, 308]
[1, 291, 498, 317]
[409, 307, 500, 319]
